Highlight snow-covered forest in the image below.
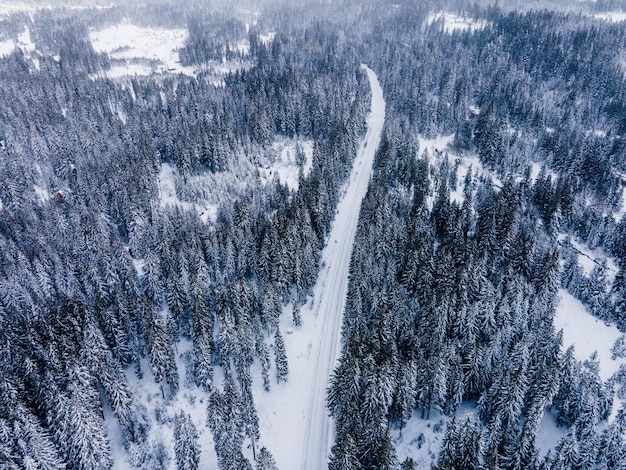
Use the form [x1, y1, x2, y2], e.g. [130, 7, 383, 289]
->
[0, 0, 625, 468]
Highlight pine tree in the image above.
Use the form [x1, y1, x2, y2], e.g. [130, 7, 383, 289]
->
[258, 339, 271, 392]
[255, 447, 278, 470]
[174, 412, 200, 470]
[274, 327, 289, 384]
[292, 303, 302, 327]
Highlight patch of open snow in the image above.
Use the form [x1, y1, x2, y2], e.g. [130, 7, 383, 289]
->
[392, 403, 479, 467]
[418, 134, 455, 155]
[258, 139, 313, 191]
[0, 196, 3, 210]
[554, 289, 625, 382]
[566, 237, 618, 285]
[105, 339, 218, 469]
[0, 2, 114, 17]
[0, 26, 39, 66]
[158, 163, 218, 224]
[0, 38, 15, 57]
[417, 134, 502, 205]
[618, 186, 626, 221]
[90, 22, 195, 78]
[529, 162, 557, 183]
[259, 32, 275, 44]
[0, 2, 37, 17]
[102, 398, 127, 470]
[595, 11, 626, 22]
[426, 11, 489, 33]
[536, 410, 568, 457]
[33, 185, 50, 204]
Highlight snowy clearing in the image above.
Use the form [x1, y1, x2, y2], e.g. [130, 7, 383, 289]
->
[0, 2, 113, 18]
[158, 163, 218, 223]
[106, 340, 218, 469]
[393, 403, 478, 467]
[0, 26, 38, 67]
[618, 185, 626, 220]
[561, 236, 619, 285]
[554, 289, 625, 382]
[417, 134, 503, 205]
[0, 38, 14, 56]
[258, 139, 313, 191]
[595, 11, 626, 22]
[90, 22, 195, 78]
[533, 289, 626, 454]
[425, 12, 489, 33]
[0, 2, 37, 17]
[249, 65, 385, 470]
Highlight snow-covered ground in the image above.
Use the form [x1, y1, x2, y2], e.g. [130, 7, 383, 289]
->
[595, 11, 626, 22]
[0, 1, 113, 18]
[105, 340, 218, 470]
[0, 26, 38, 68]
[0, 37, 14, 56]
[393, 403, 478, 467]
[554, 289, 625, 382]
[158, 163, 218, 223]
[0, 1, 38, 17]
[417, 133, 503, 206]
[258, 139, 313, 191]
[425, 11, 489, 33]
[618, 185, 626, 220]
[251, 65, 385, 470]
[568, 238, 618, 282]
[90, 22, 195, 78]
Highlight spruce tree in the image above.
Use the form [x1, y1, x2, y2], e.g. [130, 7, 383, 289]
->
[274, 327, 289, 384]
[174, 412, 200, 470]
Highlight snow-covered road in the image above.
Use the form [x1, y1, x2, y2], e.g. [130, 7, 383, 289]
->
[300, 65, 385, 470]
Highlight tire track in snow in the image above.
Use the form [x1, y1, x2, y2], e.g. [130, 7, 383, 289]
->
[301, 64, 385, 470]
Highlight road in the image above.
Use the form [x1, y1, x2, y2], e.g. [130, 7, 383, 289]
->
[300, 64, 385, 470]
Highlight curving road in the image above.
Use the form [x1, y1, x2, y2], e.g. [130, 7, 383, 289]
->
[300, 64, 385, 470]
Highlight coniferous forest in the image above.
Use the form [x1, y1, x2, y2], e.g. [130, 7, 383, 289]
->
[0, 0, 626, 469]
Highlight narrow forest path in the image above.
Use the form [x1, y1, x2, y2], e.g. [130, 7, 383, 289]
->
[300, 64, 385, 470]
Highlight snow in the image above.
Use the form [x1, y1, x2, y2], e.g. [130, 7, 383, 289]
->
[565, 237, 618, 285]
[259, 32, 276, 44]
[251, 65, 385, 470]
[0, 38, 14, 57]
[33, 185, 50, 204]
[554, 289, 626, 382]
[0, 26, 38, 67]
[534, 289, 626, 454]
[416, 134, 502, 205]
[595, 11, 626, 22]
[530, 162, 557, 183]
[90, 22, 195, 78]
[258, 139, 313, 191]
[0, 2, 37, 17]
[0, 2, 114, 17]
[106, 342, 218, 469]
[426, 12, 489, 33]
[158, 163, 218, 223]
[392, 403, 479, 467]
[618, 186, 626, 220]
[536, 410, 568, 456]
